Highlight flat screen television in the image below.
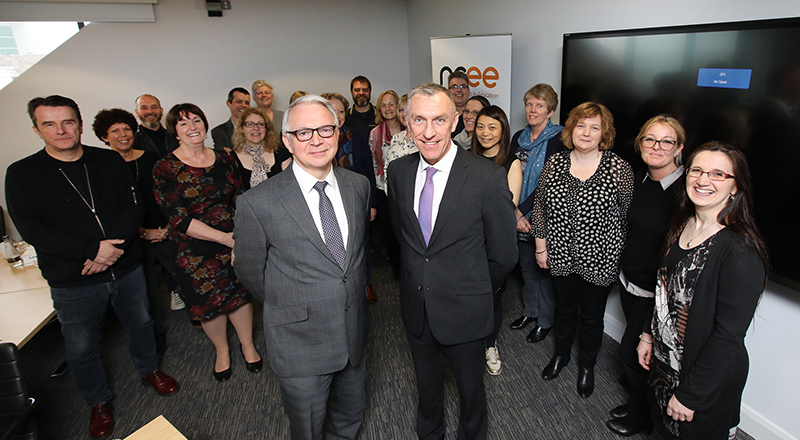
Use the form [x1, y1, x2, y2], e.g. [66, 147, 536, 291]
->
[561, 17, 800, 285]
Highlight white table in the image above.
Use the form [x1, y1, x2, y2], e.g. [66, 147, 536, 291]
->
[0, 264, 55, 348]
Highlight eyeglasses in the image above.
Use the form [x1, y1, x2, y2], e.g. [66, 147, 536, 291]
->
[244, 122, 267, 129]
[641, 136, 678, 151]
[286, 125, 336, 141]
[449, 84, 469, 90]
[462, 109, 480, 116]
[686, 167, 735, 181]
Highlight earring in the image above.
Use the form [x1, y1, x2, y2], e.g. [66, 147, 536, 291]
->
[729, 193, 735, 200]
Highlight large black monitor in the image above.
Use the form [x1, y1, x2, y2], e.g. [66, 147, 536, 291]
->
[561, 17, 800, 284]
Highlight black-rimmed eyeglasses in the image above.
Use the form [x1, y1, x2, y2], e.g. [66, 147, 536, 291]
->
[641, 136, 678, 151]
[286, 125, 336, 142]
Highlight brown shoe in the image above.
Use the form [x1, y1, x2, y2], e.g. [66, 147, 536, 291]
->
[89, 402, 113, 438]
[141, 370, 179, 395]
[366, 284, 377, 304]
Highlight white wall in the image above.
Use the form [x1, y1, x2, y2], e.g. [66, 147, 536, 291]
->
[406, 1, 800, 438]
[0, 0, 411, 236]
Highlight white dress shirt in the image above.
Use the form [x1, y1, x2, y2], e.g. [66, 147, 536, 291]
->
[413, 141, 458, 231]
[292, 162, 349, 251]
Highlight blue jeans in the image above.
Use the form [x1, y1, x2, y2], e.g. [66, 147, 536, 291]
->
[51, 266, 159, 406]
[518, 240, 556, 327]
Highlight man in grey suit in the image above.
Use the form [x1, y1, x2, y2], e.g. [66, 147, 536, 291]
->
[234, 94, 370, 440]
[387, 84, 517, 440]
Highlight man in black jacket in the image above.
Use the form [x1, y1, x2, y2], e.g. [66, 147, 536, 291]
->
[5, 95, 179, 439]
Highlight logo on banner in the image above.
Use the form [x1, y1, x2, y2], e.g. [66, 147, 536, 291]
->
[439, 66, 500, 89]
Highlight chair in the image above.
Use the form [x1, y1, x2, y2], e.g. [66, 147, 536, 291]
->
[0, 343, 36, 440]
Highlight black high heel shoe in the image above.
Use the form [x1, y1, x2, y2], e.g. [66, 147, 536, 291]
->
[241, 347, 263, 373]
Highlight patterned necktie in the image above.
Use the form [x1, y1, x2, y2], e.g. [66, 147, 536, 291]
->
[313, 181, 346, 269]
[418, 166, 437, 246]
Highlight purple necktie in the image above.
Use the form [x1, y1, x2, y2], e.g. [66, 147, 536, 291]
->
[418, 167, 437, 246]
[313, 181, 346, 270]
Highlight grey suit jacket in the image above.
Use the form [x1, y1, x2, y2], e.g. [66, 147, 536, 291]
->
[233, 165, 370, 378]
[211, 119, 234, 151]
[388, 146, 518, 345]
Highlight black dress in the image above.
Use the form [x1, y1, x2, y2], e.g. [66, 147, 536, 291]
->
[152, 150, 252, 320]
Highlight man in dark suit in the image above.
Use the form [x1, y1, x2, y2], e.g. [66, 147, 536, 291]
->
[387, 84, 517, 440]
[210, 87, 250, 151]
[233, 95, 371, 440]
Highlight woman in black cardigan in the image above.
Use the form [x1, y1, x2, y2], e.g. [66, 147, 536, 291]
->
[606, 114, 685, 436]
[637, 141, 769, 440]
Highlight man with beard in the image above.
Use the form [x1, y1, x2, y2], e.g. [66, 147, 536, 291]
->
[211, 87, 250, 151]
[132, 94, 184, 314]
[344, 75, 377, 139]
[133, 94, 178, 158]
[448, 71, 471, 138]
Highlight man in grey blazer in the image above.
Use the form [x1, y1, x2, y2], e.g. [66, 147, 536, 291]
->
[211, 87, 249, 151]
[234, 95, 370, 440]
[387, 84, 517, 440]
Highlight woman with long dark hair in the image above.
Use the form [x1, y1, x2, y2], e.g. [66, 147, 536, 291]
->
[470, 105, 515, 376]
[637, 141, 768, 440]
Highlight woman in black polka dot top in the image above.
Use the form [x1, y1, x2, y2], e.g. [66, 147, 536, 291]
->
[532, 102, 634, 399]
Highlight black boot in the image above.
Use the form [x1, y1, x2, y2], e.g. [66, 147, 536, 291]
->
[541, 355, 570, 380]
[577, 366, 595, 398]
[605, 415, 654, 437]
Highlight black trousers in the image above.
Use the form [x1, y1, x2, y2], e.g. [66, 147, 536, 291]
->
[619, 289, 655, 420]
[405, 310, 487, 440]
[551, 274, 613, 367]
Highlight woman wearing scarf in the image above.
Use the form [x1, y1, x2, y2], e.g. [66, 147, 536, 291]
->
[231, 107, 292, 190]
[507, 84, 564, 345]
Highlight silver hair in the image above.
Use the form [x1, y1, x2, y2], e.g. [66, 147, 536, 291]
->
[251, 79, 273, 96]
[407, 83, 456, 118]
[282, 94, 338, 134]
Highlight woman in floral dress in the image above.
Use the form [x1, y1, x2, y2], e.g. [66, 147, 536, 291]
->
[153, 103, 262, 382]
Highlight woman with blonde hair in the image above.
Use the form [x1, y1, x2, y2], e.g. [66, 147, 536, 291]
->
[251, 79, 283, 134]
[231, 107, 291, 189]
[607, 114, 685, 436]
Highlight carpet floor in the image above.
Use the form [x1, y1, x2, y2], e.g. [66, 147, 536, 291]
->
[15, 255, 755, 439]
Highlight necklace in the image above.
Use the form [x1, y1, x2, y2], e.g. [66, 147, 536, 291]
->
[59, 164, 107, 237]
[686, 216, 717, 247]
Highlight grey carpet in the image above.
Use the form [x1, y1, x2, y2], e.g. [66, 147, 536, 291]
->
[16, 256, 755, 439]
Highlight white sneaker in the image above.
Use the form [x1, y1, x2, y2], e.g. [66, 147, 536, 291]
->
[486, 346, 502, 375]
[170, 290, 186, 311]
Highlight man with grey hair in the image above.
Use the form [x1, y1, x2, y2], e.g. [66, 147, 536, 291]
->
[388, 84, 517, 440]
[234, 95, 371, 440]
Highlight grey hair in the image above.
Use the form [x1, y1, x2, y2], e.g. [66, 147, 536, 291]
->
[282, 94, 338, 134]
[251, 79, 273, 96]
[407, 83, 456, 118]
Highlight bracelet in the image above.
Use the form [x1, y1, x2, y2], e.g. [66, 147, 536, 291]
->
[535, 249, 546, 254]
[140, 229, 148, 239]
[639, 335, 653, 344]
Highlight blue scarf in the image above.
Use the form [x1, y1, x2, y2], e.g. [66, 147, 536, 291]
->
[518, 120, 563, 210]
